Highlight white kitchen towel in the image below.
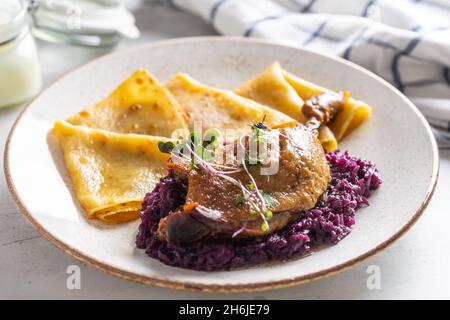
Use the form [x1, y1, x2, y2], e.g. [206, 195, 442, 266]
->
[164, 0, 450, 133]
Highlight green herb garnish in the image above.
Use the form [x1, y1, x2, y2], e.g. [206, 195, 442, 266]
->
[261, 221, 269, 233]
[264, 209, 273, 220]
[197, 146, 215, 161]
[158, 141, 175, 154]
[203, 128, 221, 149]
[254, 127, 266, 142]
[235, 194, 246, 206]
[250, 115, 268, 142]
[245, 155, 263, 166]
[189, 162, 198, 170]
[189, 131, 201, 146]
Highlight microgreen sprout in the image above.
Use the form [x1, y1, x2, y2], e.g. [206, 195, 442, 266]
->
[261, 221, 269, 233]
[245, 155, 263, 167]
[232, 221, 248, 238]
[251, 114, 268, 130]
[203, 128, 221, 149]
[252, 127, 266, 143]
[235, 194, 246, 205]
[158, 141, 175, 154]
[163, 120, 278, 236]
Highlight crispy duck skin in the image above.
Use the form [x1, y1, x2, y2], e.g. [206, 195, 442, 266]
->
[157, 124, 330, 243]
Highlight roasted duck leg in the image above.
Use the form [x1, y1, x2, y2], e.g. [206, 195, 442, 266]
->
[158, 91, 347, 243]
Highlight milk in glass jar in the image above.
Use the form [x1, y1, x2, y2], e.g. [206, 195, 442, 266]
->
[0, 0, 42, 108]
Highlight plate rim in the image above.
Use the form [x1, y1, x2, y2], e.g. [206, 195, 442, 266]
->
[3, 36, 440, 293]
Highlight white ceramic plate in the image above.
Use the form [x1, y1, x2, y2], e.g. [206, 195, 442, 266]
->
[4, 37, 438, 292]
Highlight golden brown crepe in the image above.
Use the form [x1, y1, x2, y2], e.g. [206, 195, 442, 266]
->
[235, 62, 336, 150]
[66, 69, 188, 137]
[53, 120, 174, 224]
[165, 73, 296, 140]
[282, 65, 371, 140]
[235, 62, 308, 123]
[317, 125, 338, 152]
[236, 62, 372, 148]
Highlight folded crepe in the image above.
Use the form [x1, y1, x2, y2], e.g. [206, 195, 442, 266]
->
[165, 73, 296, 141]
[235, 62, 308, 123]
[282, 64, 371, 140]
[53, 120, 174, 224]
[66, 69, 188, 137]
[235, 62, 372, 149]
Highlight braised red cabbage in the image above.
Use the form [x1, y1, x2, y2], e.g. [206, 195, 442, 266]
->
[136, 150, 381, 271]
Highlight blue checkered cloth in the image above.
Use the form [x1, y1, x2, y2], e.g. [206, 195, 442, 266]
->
[164, 0, 450, 134]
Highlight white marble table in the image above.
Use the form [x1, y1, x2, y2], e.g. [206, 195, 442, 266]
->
[1, 1, 450, 299]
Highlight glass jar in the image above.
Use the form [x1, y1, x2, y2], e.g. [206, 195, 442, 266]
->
[31, 0, 139, 47]
[0, 0, 42, 108]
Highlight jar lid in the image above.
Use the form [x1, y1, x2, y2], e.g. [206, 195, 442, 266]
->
[0, 0, 28, 44]
[33, 0, 140, 39]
